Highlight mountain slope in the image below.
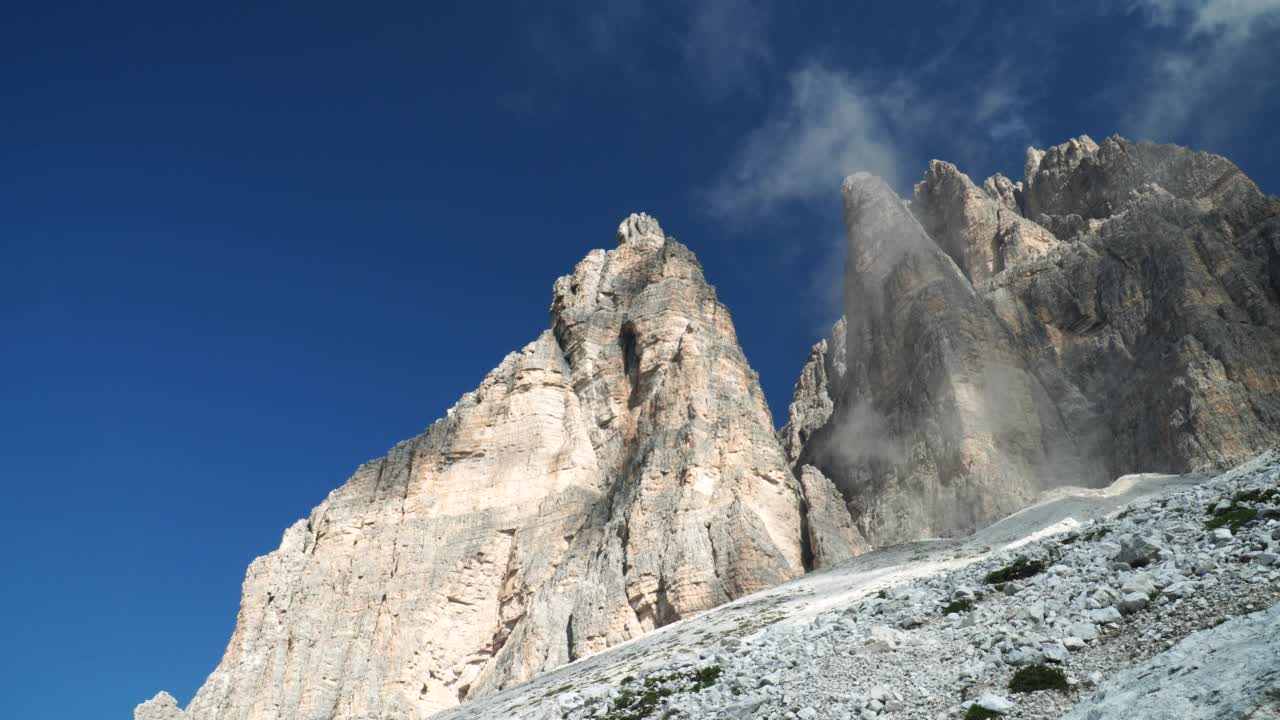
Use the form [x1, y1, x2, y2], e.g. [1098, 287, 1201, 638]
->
[436, 450, 1279, 720]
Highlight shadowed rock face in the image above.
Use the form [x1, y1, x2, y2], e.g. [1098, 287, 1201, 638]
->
[145, 214, 811, 720]
[784, 135, 1280, 548]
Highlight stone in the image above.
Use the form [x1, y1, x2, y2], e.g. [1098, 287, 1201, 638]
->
[141, 214, 817, 719]
[1210, 528, 1234, 545]
[1118, 592, 1150, 614]
[1041, 641, 1070, 663]
[1064, 604, 1280, 719]
[865, 624, 902, 652]
[1069, 622, 1100, 642]
[134, 693, 185, 720]
[1120, 572, 1157, 596]
[783, 171, 1091, 547]
[1115, 535, 1164, 567]
[1090, 607, 1124, 624]
[796, 465, 868, 567]
[975, 691, 1014, 713]
[785, 136, 1280, 549]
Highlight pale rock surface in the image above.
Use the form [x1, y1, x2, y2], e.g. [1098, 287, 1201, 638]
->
[135, 692, 186, 720]
[786, 136, 1280, 548]
[913, 160, 1057, 284]
[149, 213, 817, 719]
[1064, 604, 1280, 719]
[981, 173, 1021, 212]
[796, 465, 867, 567]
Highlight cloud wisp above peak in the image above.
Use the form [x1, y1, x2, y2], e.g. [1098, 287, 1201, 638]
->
[1123, 0, 1280, 144]
[705, 58, 1041, 223]
[706, 64, 908, 220]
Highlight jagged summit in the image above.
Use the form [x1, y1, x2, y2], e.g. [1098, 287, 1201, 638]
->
[786, 135, 1280, 549]
[615, 211, 665, 248]
[141, 213, 841, 720]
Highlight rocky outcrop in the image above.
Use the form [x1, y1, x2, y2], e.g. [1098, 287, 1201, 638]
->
[796, 465, 867, 567]
[785, 136, 1280, 548]
[149, 214, 816, 719]
[135, 693, 186, 720]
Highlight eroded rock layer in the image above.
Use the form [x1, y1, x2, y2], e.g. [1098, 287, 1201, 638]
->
[785, 135, 1280, 547]
[153, 214, 810, 720]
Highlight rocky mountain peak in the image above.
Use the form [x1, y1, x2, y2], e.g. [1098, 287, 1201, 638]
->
[1022, 134, 1262, 224]
[788, 135, 1280, 549]
[615, 211, 666, 248]
[142, 213, 824, 720]
[911, 157, 1057, 285]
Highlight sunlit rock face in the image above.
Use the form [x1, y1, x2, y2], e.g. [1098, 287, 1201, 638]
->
[156, 213, 813, 719]
[784, 135, 1280, 548]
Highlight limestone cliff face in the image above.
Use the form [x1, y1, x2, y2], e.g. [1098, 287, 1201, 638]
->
[785, 136, 1280, 548]
[146, 214, 808, 720]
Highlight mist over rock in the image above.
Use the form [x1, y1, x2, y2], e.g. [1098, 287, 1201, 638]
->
[785, 135, 1280, 548]
[150, 213, 819, 719]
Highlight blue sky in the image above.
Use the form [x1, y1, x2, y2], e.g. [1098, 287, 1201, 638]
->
[2, 1, 1278, 717]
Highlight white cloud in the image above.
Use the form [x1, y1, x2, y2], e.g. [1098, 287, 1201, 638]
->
[514, 1, 774, 104]
[1126, 0, 1280, 142]
[707, 60, 1041, 220]
[706, 65, 909, 219]
[1135, 0, 1280, 38]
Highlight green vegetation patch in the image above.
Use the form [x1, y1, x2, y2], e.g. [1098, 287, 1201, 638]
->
[603, 665, 723, 720]
[543, 683, 573, 697]
[1232, 487, 1280, 504]
[983, 557, 1046, 585]
[692, 666, 721, 690]
[1083, 526, 1111, 542]
[943, 598, 975, 615]
[1009, 664, 1071, 694]
[1204, 506, 1258, 532]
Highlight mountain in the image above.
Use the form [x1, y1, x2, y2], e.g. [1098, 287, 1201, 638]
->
[784, 135, 1280, 548]
[140, 213, 854, 719]
[139, 136, 1280, 719]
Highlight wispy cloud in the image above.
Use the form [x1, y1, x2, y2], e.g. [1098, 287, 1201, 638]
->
[1135, 0, 1280, 37]
[508, 1, 774, 116]
[682, 0, 773, 97]
[706, 59, 1041, 220]
[1125, 0, 1280, 143]
[706, 64, 907, 219]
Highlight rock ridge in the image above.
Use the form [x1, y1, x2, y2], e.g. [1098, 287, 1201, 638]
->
[785, 135, 1280, 549]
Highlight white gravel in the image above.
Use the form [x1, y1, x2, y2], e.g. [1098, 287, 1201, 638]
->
[438, 451, 1280, 720]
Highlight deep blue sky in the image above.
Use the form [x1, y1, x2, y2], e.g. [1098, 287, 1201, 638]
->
[2, 2, 1278, 717]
